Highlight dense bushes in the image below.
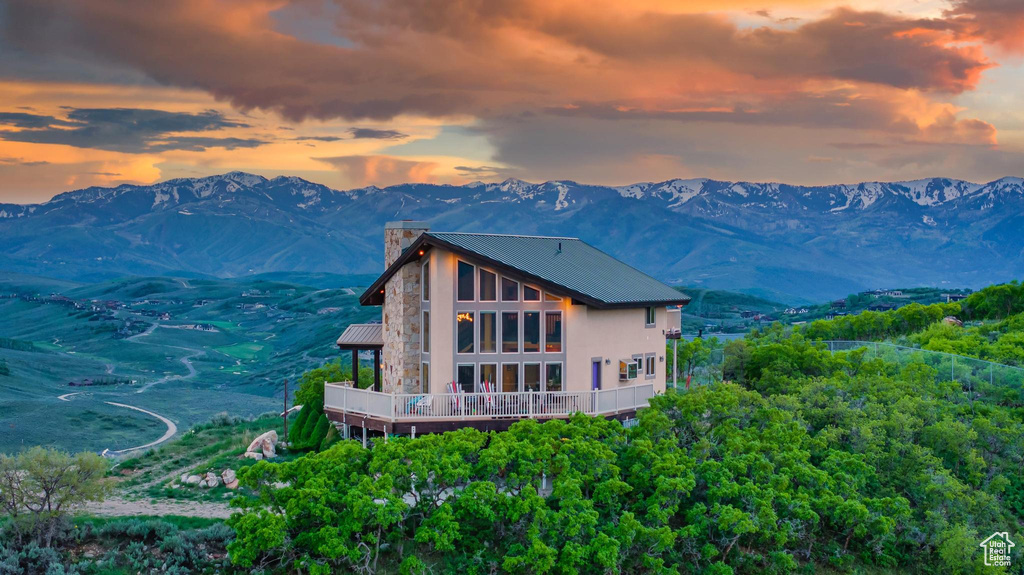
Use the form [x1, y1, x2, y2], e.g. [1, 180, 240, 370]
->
[228, 331, 1024, 574]
[0, 517, 234, 574]
[800, 302, 961, 342]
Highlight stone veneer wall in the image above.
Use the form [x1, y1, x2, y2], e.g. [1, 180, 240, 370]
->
[381, 222, 428, 394]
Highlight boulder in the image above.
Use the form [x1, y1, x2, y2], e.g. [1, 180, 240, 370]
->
[246, 430, 278, 455]
[185, 475, 202, 485]
[262, 442, 276, 459]
[180, 473, 189, 483]
[244, 451, 263, 461]
[205, 472, 220, 487]
[221, 469, 237, 484]
[225, 479, 239, 490]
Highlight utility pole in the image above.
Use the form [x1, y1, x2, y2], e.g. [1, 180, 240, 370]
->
[283, 378, 289, 444]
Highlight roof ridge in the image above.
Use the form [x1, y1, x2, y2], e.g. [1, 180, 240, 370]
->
[429, 231, 580, 241]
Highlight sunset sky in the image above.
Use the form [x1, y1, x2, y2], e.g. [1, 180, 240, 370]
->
[1, 0, 1023, 202]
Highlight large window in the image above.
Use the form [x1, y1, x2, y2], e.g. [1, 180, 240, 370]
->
[457, 364, 475, 393]
[480, 312, 496, 353]
[421, 261, 430, 301]
[545, 363, 563, 392]
[501, 277, 519, 301]
[457, 311, 474, 354]
[422, 311, 430, 354]
[524, 285, 540, 301]
[523, 311, 540, 353]
[502, 312, 519, 353]
[422, 362, 429, 391]
[480, 364, 497, 389]
[544, 312, 562, 353]
[524, 363, 541, 392]
[645, 353, 656, 379]
[457, 261, 474, 301]
[645, 306, 656, 327]
[479, 269, 497, 301]
[502, 363, 519, 393]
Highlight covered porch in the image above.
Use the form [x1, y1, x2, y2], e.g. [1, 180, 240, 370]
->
[335, 323, 383, 392]
[323, 381, 655, 435]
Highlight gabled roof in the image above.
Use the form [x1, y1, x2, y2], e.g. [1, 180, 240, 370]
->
[360, 232, 690, 309]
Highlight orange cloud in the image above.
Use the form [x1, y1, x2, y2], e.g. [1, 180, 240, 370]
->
[315, 154, 440, 187]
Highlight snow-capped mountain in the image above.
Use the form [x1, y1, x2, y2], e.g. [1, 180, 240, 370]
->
[2, 173, 1023, 301]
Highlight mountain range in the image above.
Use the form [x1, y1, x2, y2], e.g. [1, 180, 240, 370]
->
[2, 172, 1024, 303]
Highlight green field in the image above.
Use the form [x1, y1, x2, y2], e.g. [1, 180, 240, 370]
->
[0, 272, 378, 454]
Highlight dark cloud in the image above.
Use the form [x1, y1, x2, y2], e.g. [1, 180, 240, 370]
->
[0, 112, 70, 129]
[0, 108, 263, 153]
[349, 128, 407, 140]
[0, 157, 50, 166]
[946, 0, 1024, 52]
[292, 135, 345, 142]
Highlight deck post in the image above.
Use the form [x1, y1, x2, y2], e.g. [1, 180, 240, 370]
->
[352, 349, 360, 389]
[373, 349, 382, 392]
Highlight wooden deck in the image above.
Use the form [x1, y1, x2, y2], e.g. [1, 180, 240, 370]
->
[324, 382, 655, 434]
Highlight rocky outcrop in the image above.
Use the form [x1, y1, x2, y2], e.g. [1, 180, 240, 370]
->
[246, 430, 278, 460]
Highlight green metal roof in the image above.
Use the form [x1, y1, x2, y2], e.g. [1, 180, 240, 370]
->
[361, 231, 690, 309]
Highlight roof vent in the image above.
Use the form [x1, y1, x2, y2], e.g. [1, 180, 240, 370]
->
[557, 241, 562, 253]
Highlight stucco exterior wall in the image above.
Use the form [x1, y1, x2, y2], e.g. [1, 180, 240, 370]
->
[564, 305, 667, 394]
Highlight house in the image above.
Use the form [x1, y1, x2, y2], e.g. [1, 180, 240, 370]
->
[942, 293, 969, 303]
[324, 221, 691, 437]
[867, 302, 899, 312]
[830, 299, 846, 309]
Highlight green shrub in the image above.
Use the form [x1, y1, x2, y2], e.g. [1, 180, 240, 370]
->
[288, 404, 312, 444]
[309, 414, 331, 451]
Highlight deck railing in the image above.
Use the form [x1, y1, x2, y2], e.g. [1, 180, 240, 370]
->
[324, 382, 656, 422]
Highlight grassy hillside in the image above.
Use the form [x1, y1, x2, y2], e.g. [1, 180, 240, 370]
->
[0, 272, 378, 454]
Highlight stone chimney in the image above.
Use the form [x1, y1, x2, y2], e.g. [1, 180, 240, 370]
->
[381, 221, 429, 394]
[385, 221, 429, 268]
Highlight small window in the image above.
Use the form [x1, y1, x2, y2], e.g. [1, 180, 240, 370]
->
[501, 277, 519, 301]
[479, 269, 497, 301]
[545, 363, 563, 392]
[619, 360, 638, 380]
[480, 311, 497, 353]
[645, 353, 656, 379]
[422, 310, 430, 354]
[457, 261, 474, 301]
[480, 364, 497, 389]
[524, 285, 540, 301]
[422, 362, 429, 391]
[544, 312, 562, 353]
[457, 311, 474, 354]
[523, 311, 540, 353]
[645, 306, 656, 327]
[502, 363, 519, 393]
[502, 312, 519, 353]
[457, 364, 475, 393]
[421, 261, 430, 301]
[635, 356, 643, 377]
[524, 363, 541, 392]
[544, 292, 562, 302]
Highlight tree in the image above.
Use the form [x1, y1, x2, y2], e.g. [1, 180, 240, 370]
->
[0, 447, 108, 547]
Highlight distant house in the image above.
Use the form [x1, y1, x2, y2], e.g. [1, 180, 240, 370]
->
[740, 310, 757, 319]
[825, 311, 848, 320]
[325, 221, 691, 436]
[867, 302, 899, 312]
[942, 293, 969, 303]
[830, 299, 847, 309]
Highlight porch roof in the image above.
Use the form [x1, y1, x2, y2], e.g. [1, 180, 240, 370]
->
[336, 323, 384, 350]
